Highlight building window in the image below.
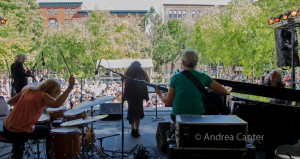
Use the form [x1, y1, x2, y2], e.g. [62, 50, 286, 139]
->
[71, 8, 75, 15]
[48, 19, 58, 27]
[183, 10, 186, 17]
[64, 8, 69, 15]
[47, 8, 52, 15]
[169, 10, 172, 19]
[197, 10, 200, 17]
[173, 10, 177, 19]
[178, 10, 182, 18]
[54, 8, 58, 15]
[65, 19, 69, 26]
[192, 10, 196, 18]
[71, 19, 74, 24]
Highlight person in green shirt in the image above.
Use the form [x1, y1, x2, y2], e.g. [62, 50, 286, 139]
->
[155, 49, 230, 121]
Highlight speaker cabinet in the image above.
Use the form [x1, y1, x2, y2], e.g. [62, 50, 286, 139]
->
[274, 28, 300, 68]
[99, 103, 122, 120]
[156, 122, 171, 152]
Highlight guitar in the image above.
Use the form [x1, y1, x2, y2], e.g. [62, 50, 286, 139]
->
[136, 80, 168, 92]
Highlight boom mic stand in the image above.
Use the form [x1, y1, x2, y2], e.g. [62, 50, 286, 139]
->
[96, 65, 126, 159]
[96, 65, 168, 159]
[152, 84, 165, 122]
[30, 58, 42, 83]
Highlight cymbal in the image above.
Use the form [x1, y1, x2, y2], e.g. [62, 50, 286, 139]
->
[73, 96, 114, 110]
[60, 115, 108, 127]
[38, 114, 50, 122]
[64, 108, 85, 116]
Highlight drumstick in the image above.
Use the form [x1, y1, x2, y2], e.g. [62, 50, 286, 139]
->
[59, 52, 71, 75]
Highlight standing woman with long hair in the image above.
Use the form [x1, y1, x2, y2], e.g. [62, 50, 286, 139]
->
[124, 61, 150, 137]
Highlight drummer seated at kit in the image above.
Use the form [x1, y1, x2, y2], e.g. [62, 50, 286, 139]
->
[2, 75, 75, 159]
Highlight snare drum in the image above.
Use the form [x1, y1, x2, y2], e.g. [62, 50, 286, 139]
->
[63, 109, 88, 122]
[50, 127, 80, 159]
[47, 106, 66, 122]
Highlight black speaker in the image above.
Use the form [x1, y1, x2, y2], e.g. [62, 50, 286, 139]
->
[275, 28, 300, 68]
[99, 103, 122, 120]
[156, 122, 171, 152]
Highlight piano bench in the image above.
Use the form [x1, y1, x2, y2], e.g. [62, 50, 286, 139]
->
[275, 144, 300, 159]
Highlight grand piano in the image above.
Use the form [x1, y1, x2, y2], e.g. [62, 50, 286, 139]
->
[214, 79, 300, 159]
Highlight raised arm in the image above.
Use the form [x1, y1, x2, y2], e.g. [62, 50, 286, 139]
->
[43, 75, 75, 108]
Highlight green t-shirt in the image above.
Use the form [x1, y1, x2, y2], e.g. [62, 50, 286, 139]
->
[169, 69, 213, 115]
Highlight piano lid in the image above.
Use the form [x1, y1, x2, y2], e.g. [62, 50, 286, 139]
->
[214, 78, 300, 102]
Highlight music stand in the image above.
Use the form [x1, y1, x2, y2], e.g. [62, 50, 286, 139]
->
[148, 86, 165, 122]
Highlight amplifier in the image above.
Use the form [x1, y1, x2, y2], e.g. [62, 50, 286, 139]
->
[175, 115, 248, 150]
[99, 103, 122, 120]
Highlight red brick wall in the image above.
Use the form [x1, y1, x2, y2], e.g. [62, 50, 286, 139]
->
[39, 6, 82, 28]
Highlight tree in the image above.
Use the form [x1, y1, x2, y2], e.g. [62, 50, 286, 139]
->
[0, 0, 44, 70]
[41, 10, 150, 78]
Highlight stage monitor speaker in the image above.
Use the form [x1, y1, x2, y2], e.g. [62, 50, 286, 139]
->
[99, 103, 122, 120]
[274, 28, 300, 68]
[156, 122, 171, 152]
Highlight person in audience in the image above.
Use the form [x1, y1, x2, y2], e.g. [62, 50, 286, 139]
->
[264, 70, 291, 105]
[155, 49, 230, 122]
[3, 75, 75, 159]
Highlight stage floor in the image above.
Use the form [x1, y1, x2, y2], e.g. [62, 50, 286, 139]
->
[0, 107, 266, 159]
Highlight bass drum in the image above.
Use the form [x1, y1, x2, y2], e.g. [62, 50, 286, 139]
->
[50, 127, 80, 159]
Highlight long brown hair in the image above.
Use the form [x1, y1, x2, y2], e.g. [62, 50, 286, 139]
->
[37, 79, 61, 98]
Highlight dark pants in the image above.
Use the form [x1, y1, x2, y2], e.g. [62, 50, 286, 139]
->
[3, 125, 51, 159]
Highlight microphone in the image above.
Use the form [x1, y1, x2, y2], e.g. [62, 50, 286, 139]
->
[95, 58, 102, 75]
[42, 51, 45, 66]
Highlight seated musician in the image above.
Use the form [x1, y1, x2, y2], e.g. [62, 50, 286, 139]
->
[2, 75, 75, 159]
[155, 49, 230, 122]
[264, 69, 291, 105]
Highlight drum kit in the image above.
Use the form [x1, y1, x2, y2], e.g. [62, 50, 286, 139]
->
[37, 96, 114, 159]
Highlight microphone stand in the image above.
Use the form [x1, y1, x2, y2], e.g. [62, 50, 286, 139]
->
[98, 65, 168, 158]
[152, 92, 164, 122]
[30, 58, 42, 83]
[99, 65, 168, 123]
[97, 65, 128, 159]
[121, 77, 125, 159]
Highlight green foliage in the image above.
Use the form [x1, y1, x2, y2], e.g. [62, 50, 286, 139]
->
[2, 0, 300, 80]
[40, 10, 149, 78]
[0, 0, 44, 69]
[189, 0, 300, 79]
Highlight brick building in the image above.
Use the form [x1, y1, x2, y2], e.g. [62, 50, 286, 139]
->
[38, 1, 83, 28]
[163, 3, 226, 22]
[37, 0, 148, 28]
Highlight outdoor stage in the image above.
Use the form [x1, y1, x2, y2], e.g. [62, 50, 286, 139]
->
[0, 108, 266, 159]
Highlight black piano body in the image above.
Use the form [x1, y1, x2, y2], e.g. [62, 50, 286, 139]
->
[215, 79, 300, 159]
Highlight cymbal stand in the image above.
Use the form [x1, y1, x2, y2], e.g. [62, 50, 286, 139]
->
[152, 93, 164, 122]
[80, 124, 88, 159]
[89, 105, 96, 157]
[95, 134, 120, 158]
